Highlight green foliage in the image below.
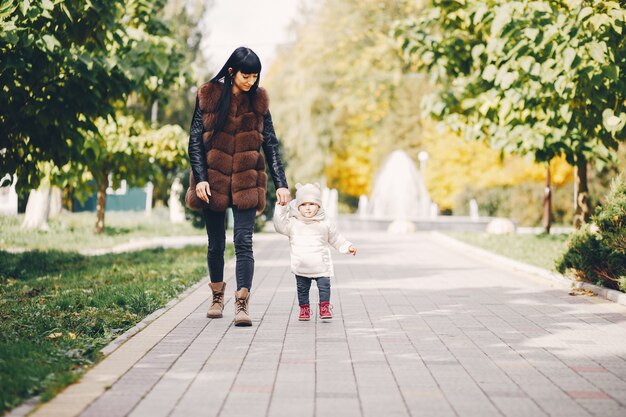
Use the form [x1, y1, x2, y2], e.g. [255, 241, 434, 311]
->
[60, 114, 189, 232]
[0, 0, 189, 189]
[266, 0, 570, 208]
[157, 0, 212, 128]
[80, 115, 188, 187]
[593, 175, 626, 252]
[0, 245, 223, 413]
[394, 0, 626, 166]
[557, 175, 626, 291]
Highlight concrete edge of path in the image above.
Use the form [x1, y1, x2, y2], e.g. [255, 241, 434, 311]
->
[99, 273, 212, 356]
[4, 232, 277, 256]
[8, 233, 289, 417]
[6, 277, 210, 417]
[78, 235, 207, 255]
[430, 231, 626, 307]
[2, 235, 207, 255]
[21, 259, 235, 417]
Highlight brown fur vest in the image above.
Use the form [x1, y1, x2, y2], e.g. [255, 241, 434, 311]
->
[186, 82, 269, 213]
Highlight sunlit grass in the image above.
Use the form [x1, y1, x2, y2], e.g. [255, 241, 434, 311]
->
[0, 207, 204, 251]
[444, 231, 570, 271]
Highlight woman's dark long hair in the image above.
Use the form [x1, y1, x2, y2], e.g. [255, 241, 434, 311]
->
[210, 47, 262, 134]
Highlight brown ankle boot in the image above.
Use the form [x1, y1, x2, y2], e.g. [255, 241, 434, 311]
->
[207, 282, 226, 318]
[234, 288, 252, 326]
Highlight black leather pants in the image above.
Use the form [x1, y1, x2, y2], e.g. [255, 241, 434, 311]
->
[202, 206, 256, 291]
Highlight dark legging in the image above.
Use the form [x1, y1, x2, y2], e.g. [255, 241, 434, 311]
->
[202, 206, 256, 291]
[295, 275, 330, 305]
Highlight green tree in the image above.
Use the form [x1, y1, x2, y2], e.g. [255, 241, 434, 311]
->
[136, 0, 213, 206]
[394, 0, 626, 228]
[0, 0, 187, 189]
[74, 115, 188, 233]
[157, 0, 213, 128]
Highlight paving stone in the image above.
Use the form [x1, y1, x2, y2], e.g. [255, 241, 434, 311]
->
[28, 231, 626, 417]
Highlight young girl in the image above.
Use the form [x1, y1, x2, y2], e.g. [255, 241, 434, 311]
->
[273, 183, 357, 320]
[185, 47, 291, 326]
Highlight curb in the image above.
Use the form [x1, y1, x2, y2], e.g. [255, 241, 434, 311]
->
[100, 273, 212, 356]
[7, 274, 217, 417]
[4, 232, 281, 256]
[5, 397, 40, 417]
[2, 235, 207, 256]
[572, 281, 626, 305]
[25, 258, 236, 417]
[430, 231, 626, 307]
[6, 238, 213, 415]
[79, 235, 206, 256]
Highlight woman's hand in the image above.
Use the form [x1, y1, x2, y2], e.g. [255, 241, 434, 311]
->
[348, 246, 357, 256]
[195, 181, 211, 203]
[276, 187, 291, 206]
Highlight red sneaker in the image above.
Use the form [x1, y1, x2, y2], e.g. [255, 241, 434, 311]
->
[299, 304, 310, 321]
[319, 302, 333, 319]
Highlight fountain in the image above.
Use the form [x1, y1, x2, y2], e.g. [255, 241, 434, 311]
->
[336, 150, 495, 232]
[469, 198, 479, 221]
[366, 150, 431, 233]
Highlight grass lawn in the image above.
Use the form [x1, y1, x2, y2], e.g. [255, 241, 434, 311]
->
[0, 207, 204, 252]
[444, 231, 570, 271]
[0, 245, 234, 414]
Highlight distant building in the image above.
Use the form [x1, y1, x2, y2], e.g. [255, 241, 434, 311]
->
[73, 180, 153, 213]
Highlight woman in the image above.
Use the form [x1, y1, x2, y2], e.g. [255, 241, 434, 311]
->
[186, 47, 290, 326]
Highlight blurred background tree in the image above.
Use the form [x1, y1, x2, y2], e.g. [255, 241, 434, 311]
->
[393, 0, 626, 228]
[70, 116, 187, 233]
[265, 0, 600, 226]
[266, 0, 425, 201]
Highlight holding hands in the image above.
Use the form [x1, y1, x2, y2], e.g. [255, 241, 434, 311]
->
[276, 187, 291, 206]
[197, 184, 291, 206]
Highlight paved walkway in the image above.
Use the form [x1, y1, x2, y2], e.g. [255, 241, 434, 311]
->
[30, 232, 626, 417]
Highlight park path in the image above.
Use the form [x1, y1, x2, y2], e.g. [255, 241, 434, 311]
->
[30, 231, 626, 417]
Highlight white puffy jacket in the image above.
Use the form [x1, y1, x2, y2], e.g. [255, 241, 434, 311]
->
[273, 202, 352, 278]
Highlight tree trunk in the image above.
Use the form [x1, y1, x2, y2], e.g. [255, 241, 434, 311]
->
[49, 186, 63, 218]
[573, 156, 590, 229]
[542, 163, 552, 234]
[95, 173, 108, 234]
[169, 178, 185, 223]
[22, 186, 51, 230]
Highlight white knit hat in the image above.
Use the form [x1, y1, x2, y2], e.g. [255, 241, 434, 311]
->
[295, 183, 322, 207]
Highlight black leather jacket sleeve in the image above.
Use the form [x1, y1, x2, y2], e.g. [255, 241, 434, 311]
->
[188, 96, 209, 183]
[262, 110, 289, 190]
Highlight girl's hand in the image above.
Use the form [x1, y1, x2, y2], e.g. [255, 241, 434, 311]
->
[348, 246, 357, 256]
[276, 187, 291, 206]
[195, 181, 211, 203]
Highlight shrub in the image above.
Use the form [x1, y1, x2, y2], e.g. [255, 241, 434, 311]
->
[557, 175, 626, 292]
